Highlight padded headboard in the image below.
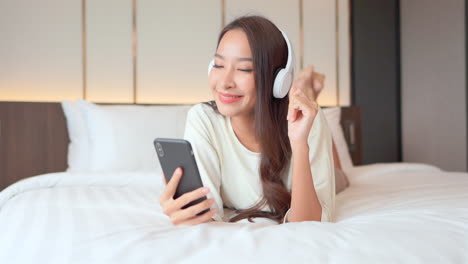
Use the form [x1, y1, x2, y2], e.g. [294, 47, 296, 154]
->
[0, 101, 362, 191]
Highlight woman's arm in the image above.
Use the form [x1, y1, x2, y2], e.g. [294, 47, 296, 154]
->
[288, 144, 322, 222]
[286, 66, 335, 223]
[287, 109, 335, 222]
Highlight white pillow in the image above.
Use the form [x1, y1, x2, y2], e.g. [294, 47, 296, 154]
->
[61, 100, 90, 171]
[322, 107, 354, 171]
[62, 99, 192, 172]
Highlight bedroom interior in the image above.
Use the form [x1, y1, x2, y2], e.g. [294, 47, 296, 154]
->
[0, 0, 467, 263]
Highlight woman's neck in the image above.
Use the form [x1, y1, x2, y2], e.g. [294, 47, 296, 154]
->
[230, 114, 261, 153]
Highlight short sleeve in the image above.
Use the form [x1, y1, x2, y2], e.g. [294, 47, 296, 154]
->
[183, 105, 224, 222]
[307, 106, 336, 222]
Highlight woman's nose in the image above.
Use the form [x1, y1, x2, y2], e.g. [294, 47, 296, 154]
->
[218, 67, 235, 89]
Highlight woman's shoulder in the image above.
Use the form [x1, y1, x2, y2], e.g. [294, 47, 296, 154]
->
[188, 102, 222, 120]
[184, 102, 228, 149]
[186, 102, 226, 129]
[188, 102, 215, 115]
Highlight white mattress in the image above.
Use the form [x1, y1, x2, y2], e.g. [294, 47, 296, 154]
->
[0, 163, 467, 263]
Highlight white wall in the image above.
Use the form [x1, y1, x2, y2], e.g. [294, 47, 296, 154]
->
[0, 0, 351, 106]
[401, 0, 467, 171]
[86, 0, 134, 103]
[0, 0, 83, 101]
[137, 0, 221, 104]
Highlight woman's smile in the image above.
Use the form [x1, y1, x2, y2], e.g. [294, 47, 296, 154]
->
[218, 91, 244, 104]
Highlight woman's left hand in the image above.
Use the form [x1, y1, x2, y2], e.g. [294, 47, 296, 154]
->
[287, 66, 325, 148]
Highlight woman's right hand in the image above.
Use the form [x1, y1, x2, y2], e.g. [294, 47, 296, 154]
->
[159, 167, 217, 225]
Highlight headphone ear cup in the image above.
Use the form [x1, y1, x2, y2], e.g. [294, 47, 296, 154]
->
[207, 59, 214, 76]
[282, 72, 293, 97]
[273, 69, 287, 99]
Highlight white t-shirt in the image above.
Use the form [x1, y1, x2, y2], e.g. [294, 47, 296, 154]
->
[183, 103, 335, 223]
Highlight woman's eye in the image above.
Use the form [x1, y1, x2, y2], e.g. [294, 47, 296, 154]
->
[212, 64, 252, 72]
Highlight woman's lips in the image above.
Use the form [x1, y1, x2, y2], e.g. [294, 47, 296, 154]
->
[218, 92, 243, 104]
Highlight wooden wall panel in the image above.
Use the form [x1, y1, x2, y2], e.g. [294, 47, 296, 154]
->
[0, 102, 69, 191]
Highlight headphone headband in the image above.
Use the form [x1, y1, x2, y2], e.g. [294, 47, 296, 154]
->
[280, 29, 293, 76]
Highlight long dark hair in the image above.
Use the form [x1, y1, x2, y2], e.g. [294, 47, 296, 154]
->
[206, 15, 292, 223]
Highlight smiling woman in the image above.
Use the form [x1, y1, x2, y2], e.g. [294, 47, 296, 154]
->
[209, 29, 257, 118]
[158, 15, 335, 225]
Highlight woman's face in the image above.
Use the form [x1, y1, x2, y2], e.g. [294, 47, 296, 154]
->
[209, 29, 256, 118]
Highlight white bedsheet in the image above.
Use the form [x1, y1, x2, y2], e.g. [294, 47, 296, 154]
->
[0, 163, 467, 263]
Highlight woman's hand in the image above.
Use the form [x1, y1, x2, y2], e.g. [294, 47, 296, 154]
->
[159, 167, 217, 225]
[287, 66, 325, 148]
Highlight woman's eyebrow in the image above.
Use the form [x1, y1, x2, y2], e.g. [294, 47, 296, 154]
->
[214, 53, 253, 62]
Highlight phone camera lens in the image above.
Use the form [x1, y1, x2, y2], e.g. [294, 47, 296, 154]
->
[156, 142, 164, 157]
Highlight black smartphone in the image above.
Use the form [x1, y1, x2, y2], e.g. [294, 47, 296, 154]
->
[154, 138, 209, 215]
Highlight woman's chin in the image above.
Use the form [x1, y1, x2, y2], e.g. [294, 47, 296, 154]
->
[216, 105, 238, 117]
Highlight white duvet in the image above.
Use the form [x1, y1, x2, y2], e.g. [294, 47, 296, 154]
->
[0, 163, 467, 263]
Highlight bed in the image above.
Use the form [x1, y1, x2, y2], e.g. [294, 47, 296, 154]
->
[0, 101, 467, 263]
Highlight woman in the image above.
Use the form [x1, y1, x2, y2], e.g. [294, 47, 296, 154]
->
[159, 15, 335, 225]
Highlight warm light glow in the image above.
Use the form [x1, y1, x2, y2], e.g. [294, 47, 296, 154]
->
[317, 95, 340, 107]
[0, 85, 82, 102]
[0, 84, 343, 105]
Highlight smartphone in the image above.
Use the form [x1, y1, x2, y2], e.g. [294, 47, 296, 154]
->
[154, 138, 209, 215]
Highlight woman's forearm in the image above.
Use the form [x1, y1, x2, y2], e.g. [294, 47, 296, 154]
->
[287, 144, 322, 222]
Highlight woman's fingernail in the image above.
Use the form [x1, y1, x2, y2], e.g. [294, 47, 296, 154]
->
[202, 187, 210, 194]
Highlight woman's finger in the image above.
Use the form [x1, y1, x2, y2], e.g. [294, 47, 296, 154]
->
[295, 96, 315, 116]
[290, 85, 297, 93]
[290, 96, 317, 122]
[294, 87, 309, 100]
[159, 167, 183, 203]
[164, 186, 210, 217]
[300, 65, 314, 78]
[183, 198, 215, 217]
[312, 73, 325, 98]
[293, 66, 325, 101]
[313, 72, 325, 84]
[178, 208, 218, 226]
[171, 198, 215, 224]
[287, 97, 299, 121]
[171, 186, 210, 211]
[291, 102, 300, 122]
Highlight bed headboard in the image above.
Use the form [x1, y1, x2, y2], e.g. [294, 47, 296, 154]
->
[0, 101, 362, 191]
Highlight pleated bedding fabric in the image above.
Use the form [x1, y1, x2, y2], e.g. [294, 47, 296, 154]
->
[0, 163, 467, 264]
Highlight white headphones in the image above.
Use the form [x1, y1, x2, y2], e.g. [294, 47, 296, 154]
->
[207, 29, 295, 99]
